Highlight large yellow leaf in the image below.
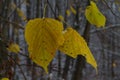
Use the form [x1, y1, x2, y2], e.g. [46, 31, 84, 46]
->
[59, 27, 97, 70]
[85, 1, 106, 27]
[25, 18, 64, 73]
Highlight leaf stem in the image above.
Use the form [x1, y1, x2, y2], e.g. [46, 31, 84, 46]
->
[43, 3, 48, 18]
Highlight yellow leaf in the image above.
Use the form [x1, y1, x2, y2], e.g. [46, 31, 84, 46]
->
[7, 43, 20, 54]
[85, 1, 106, 27]
[1, 78, 9, 80]
[11, 2, 27, 21]
[16, 8, 27, 21]
[58, 15, 64, 21]
[70, 6, 76, 15]
[66, 9, 71, 16]
[25, 18, 64, 73]
[59, 27, 97, 71]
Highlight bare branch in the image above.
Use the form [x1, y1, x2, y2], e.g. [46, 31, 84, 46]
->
[8, 55, 27, 80]
[0, 16, 24, 30]
[90, 24, 120, 33]
[103, 0, 120, 20]
[8, 0, 26, 18]
[47, 0, 56, 18]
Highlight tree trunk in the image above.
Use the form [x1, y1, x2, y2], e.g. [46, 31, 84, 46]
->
[71, 0, 90, 80]
[62, 56, 72, 80]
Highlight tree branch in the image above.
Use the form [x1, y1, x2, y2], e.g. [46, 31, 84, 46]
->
[103, 0, 120, 20]
[7, 55, 27, 80]
[90, 24, 120, 33]
[47, 0, 57, 18]
[0, 16, 24, 30]
[8, 0, 26, 18]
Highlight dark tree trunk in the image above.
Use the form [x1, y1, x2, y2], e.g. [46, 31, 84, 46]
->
[62, 56, 72, 80]
[71, 0, 90, 80]
[71, 55, 86, 80]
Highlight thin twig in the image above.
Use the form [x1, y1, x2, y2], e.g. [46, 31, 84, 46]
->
[47, 0, 56, 18]
[19, 53, 29, 58]
[0, 16, 24, 30]
[90, 24, 120, 33]
[8, 0, 26, 18]
[8, 55, 27, 80]
[20, 64, 40, 68]
[103, 0, 120, 20]
[43, 3, 48, 18]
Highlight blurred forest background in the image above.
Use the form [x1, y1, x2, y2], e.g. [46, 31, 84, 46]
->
[0, 0, 120, 80]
